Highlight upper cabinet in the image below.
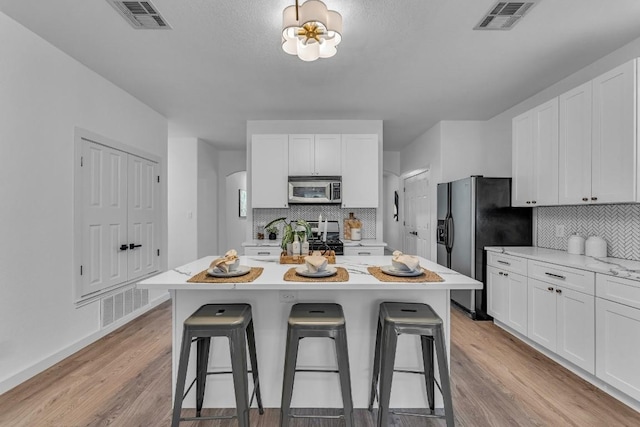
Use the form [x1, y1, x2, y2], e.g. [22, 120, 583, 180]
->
[341, 134, 379, 208]
[512, 98, 559, 207]
[514, 58, 640, 207]
[591, 60, 637, 204]
[288, 134, 341, 176]
[251, 134, 289, 208]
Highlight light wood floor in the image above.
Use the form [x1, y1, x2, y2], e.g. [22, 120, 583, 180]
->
[1, 301, 639, 426]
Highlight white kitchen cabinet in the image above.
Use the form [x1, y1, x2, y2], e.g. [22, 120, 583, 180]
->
[512, 98, 559, 207]
[527, 262, 595, 374]
[591, 59, 637, 204]
[251, 134, 289, 208]
[343, 246, 384, 256]
[559, 81, 593, 204]
[486, 262, 528, 335]
[341, 134, 379, 208]
[288, 134, 341, 176]
[244, 246, 282, 256]
[595, 274, 640, 401]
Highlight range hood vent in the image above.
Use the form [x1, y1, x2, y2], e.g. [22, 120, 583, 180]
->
[474, 1, 540, 31]
[107, 1, 171, 29]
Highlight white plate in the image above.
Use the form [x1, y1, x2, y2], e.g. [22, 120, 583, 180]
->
[295, 265, 337, 278]
[207, 265, 251, 278]
[380, 265, 424, 277]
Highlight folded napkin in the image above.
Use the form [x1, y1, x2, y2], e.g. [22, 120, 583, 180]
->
[392, 250, 420, 271]
[209, 249, 239, 273]
[304, 255, 328, 273]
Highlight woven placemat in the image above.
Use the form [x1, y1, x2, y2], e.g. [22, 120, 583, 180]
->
[187, 267, 264, 284]
[367, 267, 444, 283]
[283, 267, 349, 282]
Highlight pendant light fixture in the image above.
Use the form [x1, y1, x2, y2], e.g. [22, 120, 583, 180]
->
[282, 0, 342, 62]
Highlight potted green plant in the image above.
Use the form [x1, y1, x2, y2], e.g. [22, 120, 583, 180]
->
[265, 225, 279, 240]
[263, 217, 311, 253]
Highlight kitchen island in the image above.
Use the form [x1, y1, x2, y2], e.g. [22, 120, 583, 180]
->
[138, 255, 481, 410]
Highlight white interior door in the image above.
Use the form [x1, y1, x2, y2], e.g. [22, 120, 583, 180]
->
[81, 140, 128, 296]
[403, 170, 430, 258]
[127, 154, 160, 281]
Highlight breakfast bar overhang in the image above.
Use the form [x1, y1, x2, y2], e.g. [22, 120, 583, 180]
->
[138, 255, 482, 410]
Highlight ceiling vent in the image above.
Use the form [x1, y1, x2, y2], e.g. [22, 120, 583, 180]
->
[107, 1, 171, 29]
[474, 1, 540, 30]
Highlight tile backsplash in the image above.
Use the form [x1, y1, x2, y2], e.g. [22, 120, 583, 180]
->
[537, 204, 640, 260]
[254, 206, 376, 240]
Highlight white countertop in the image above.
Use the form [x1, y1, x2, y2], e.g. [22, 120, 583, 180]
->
[243, 239, 387, 247]
[486, 246, 640, 281]
[138, 255, 482, 291]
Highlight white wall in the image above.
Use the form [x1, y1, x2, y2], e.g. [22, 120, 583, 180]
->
[0, 12, 168, 393]
[225, 171, 248, 253]
[168, 137, 198, 269]
[217, 150, 247, 252]
[197, 141, 219, 258]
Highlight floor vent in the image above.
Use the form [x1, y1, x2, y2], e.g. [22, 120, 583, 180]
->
[474, 1, 540, 30]
[101, 286, 149, 328]
[107, 1, 171, 29]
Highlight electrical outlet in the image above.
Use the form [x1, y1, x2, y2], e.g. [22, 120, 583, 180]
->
[555, 224, 566, 238]
[279, 291, 297, 303]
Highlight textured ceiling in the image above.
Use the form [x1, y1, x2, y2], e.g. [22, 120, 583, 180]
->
[2, 0, 640, 150]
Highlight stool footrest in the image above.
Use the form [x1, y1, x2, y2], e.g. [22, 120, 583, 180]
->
[393, 368, 426, 375]
[180, 414, 236, 421]
[390, 409, 443, 419]
[291, 414, 345, 420]
[294, 368, 339, 374]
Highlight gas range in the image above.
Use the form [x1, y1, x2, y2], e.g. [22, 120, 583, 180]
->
[307, 220, 344, 255]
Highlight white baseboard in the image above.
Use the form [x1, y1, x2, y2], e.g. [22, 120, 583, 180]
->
[0, 292, 170, 395]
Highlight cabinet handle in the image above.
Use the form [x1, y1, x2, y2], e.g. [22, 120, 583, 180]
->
[591, 197, 598, 201]
[547, 286, 554, 291]
[556, 289, 562, 294]
[499, 271, 504, 276]
[497, 260, 511, 266]
[358, 252, 371, 255]
[257, 251, 270, 255]
[582, 197, 588, 202]
[504, 273, 509, 277]
[544, 272, 565, 280]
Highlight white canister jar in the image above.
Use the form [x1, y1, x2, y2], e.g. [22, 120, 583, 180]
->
[351, 228, 362, 241]
[567, 234, 585, 255]
[585, 236, 607, 258]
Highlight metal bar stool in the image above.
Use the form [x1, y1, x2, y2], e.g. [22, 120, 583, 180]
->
[368, 302, 454, 427]
[171, 304, 264, 427]
[280, 303, 354, 427]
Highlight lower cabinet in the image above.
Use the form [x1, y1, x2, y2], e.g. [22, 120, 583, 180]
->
[487, 265, 528, 335]
[528, 278, 595, 373]
[595, 274, 640, 401]
[244, 246, 282, 256]
[343, 246, 384, 256]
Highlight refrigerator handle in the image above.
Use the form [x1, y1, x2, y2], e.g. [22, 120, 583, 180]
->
[446, 216, 454, 250]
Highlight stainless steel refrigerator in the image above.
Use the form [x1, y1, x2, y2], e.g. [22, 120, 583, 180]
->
[436, 176, 532, 319]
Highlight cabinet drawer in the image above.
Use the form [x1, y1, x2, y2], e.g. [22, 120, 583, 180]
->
[244, 247, 281, 256]
[343, 246, 384, 256]
[596, 274, 640, 310]
[528, 260, 595, 295]
[486, 252, 527, 275]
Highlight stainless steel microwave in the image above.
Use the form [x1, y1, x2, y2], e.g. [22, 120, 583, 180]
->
[288, 176, 342, 204]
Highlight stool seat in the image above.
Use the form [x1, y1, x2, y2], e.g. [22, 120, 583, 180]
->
[369, 301, 454, 427]
[281, 303, 354, 427]
[172, 303, 263, 427]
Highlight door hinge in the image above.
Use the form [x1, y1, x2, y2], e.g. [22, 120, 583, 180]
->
[157, 175, 160, 183]
[80, 156, 83, 167]
[157, 249, 160, 256]
[80, 265, 83, 275]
